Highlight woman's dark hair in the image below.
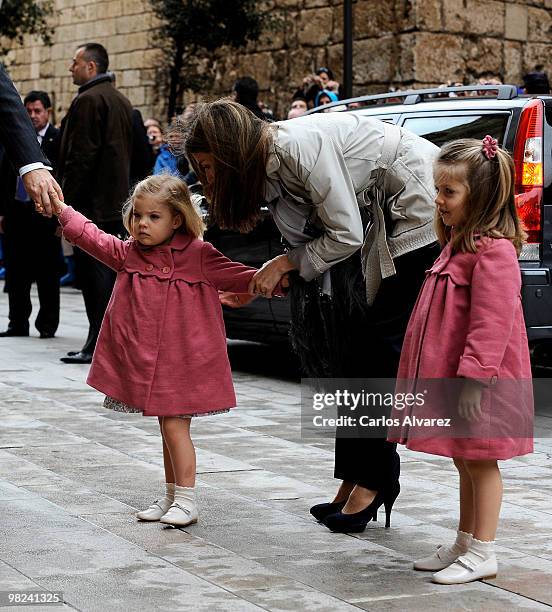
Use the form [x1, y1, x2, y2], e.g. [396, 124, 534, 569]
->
[316, 66, 334, 80]
[180, 99, 272, 232]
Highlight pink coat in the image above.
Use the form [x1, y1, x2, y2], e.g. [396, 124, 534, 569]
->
[389, 237, 533, 460]
[60, 207, 258, 417]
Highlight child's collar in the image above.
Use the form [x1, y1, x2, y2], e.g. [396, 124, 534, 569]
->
[168, 232, 193, 250]
[133, 233, 193, 251]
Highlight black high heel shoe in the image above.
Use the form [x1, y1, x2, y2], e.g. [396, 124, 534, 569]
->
[323, 482, 401, 533]
[382, 481, 400, 529]
[310, 500, 347, 522]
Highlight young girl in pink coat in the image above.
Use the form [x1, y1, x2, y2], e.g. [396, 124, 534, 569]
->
[52, 175, 280, 528]
[390, 136, 533, 584]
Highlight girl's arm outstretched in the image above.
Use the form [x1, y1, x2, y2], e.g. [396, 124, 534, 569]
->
[53, 197, 129, 271]
[200, 241, 257, 293]
[201, 241, 287, 297]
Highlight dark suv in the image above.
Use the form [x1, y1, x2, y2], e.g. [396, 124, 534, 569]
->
[205, 85, 552, 352]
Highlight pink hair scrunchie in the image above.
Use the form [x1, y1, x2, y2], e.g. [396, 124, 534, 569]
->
[482, 134, 498, 160]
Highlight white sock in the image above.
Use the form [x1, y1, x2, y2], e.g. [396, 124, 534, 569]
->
[160, 482, 175, 504]
[449, 530, 473, 556]
[173, 485, 196, 512]
[462, 538, 495, 563]
[174, 485, 195, 501]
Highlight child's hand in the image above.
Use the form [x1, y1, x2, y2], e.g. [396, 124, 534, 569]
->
[458, 379, 483, 421]
[218, 292, 257, 308]
[49, 192, 67, 216]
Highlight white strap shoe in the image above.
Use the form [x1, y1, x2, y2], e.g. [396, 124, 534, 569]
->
[160, 486, 198, 527]
[136, 483, 175, 521]
[413, 545, 462, 571]
[432, 553, 497, 584]
[414, 530, 473, 571]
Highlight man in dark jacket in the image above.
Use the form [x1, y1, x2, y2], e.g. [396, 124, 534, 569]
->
[0, 66, 63, 214]
[0, 91, 61, 338]
[57, 42, 133, 364]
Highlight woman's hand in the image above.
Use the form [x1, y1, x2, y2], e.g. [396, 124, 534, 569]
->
[219, 292, 257, 308]
[458, 379, 484, 422]
[248, 254, 296, 298]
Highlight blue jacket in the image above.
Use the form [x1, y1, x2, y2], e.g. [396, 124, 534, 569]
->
[153, 144, 180, 176]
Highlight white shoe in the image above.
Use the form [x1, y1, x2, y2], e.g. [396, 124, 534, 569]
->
[414, 545, 462, 571]
[160, 486, 198, 527]
[432, 554, 497, 584]
[136, 483, 175, 521]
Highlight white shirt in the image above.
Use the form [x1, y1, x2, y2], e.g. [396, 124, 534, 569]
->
[19, 123, 52, 176]
[37, 123, 49, 146]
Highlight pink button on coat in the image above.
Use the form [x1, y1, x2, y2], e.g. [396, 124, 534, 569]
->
[389, 237, 533, 460]
[60, 207, 258, 417]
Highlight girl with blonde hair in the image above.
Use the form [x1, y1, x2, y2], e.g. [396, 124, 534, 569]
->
[52, 174, 277, 527]
[392, 136, 532, 584]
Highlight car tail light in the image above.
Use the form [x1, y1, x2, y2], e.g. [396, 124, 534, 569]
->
[514, 99, 544, 258]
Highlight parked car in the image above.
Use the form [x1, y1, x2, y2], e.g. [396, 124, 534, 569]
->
[205, 85, 552, 356]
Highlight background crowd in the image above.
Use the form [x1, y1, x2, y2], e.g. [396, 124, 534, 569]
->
[284, 65, 551, 119]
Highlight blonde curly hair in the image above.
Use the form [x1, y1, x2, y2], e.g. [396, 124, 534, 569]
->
[122, 174, 205, 239]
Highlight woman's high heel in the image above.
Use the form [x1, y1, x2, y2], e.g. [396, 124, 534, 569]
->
[383, 481, 400, 528]
[310, 500, 347, 522]
[322, 493, 384, 533]
[322, 481, 401, 533]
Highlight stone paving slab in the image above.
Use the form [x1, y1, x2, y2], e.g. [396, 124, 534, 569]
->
[1, 288, 552, 611]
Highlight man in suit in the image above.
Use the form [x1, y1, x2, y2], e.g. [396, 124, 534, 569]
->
[0, 66, 63, 215]
[0, 91, 61, 338]
[57, 43, 133, 364]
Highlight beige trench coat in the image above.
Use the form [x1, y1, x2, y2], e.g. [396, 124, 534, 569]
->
[265, 112, 439, 303]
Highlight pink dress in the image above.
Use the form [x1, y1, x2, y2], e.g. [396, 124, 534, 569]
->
[60, 206, 259, 417]
[388, 237, 533, 460]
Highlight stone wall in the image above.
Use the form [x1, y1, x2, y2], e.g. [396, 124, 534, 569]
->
[2, 0, 551, 123]
[2, 0, 161, 124]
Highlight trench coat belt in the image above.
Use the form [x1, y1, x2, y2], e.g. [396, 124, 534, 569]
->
[361, 121, 402, 305]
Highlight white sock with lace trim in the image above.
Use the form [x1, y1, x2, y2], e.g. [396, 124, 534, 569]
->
[462, 538, 495, 563]
[450, 530, 473, 556]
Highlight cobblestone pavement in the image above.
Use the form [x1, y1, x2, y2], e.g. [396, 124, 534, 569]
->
[1, 288, 552, 611]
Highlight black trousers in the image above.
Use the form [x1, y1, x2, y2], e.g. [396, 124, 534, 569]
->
[73, 220, 124, 354]
[334, 243, 440, 489]
[290, 242, 440, 491]
[3, 200, 62, 336]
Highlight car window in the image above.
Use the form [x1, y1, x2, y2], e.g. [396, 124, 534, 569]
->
[401, 114, 509, 147]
